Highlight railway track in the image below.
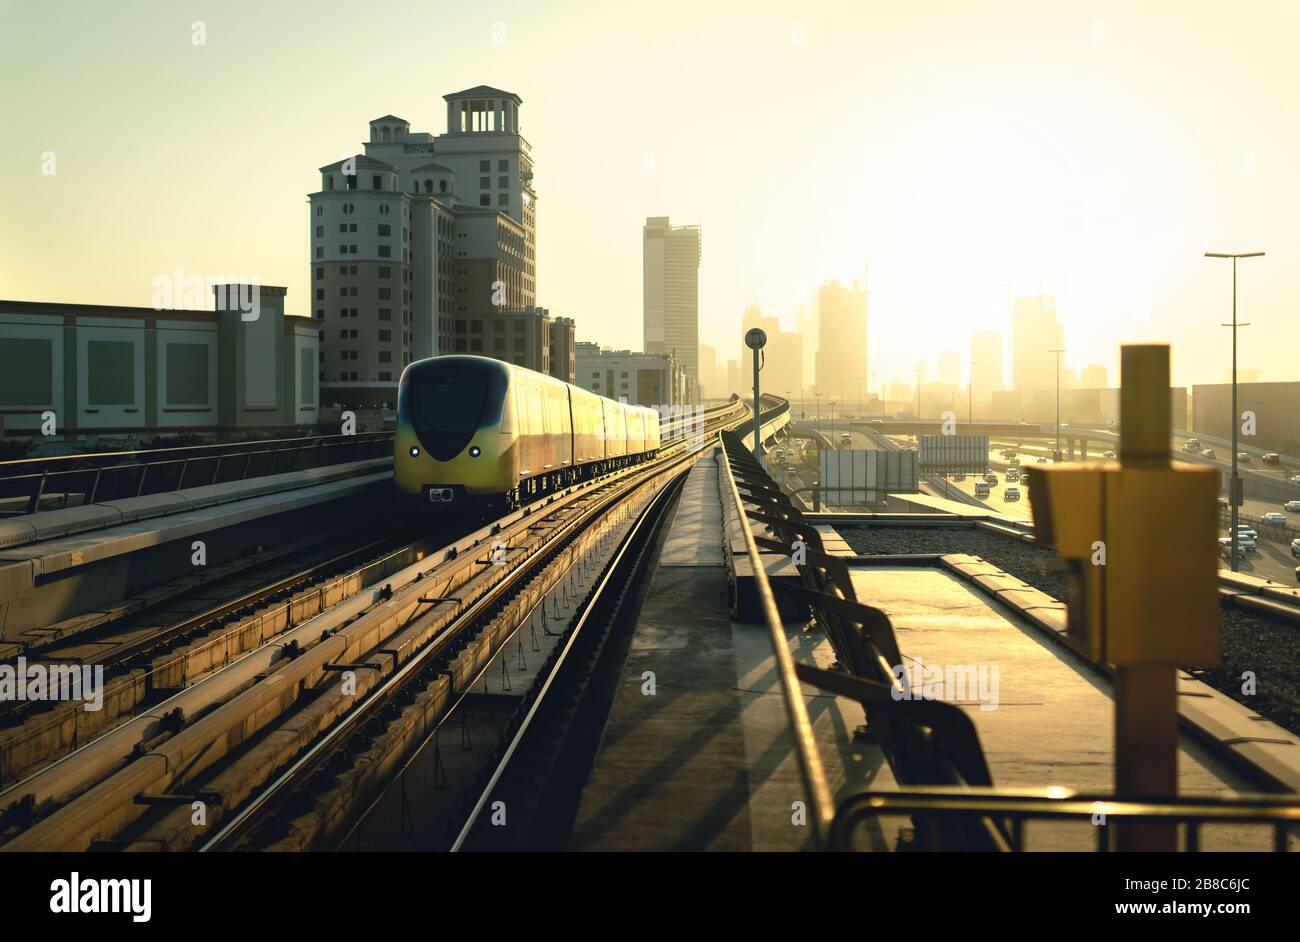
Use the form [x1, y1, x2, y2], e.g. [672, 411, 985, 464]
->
[0, 398, 764, 850]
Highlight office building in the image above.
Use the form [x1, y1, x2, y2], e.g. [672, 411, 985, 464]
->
[0, 286, 319, 439]
[813, 280, 867, 396]
[643, 217, 701, 400]
[1011, 293, 1064, 393]
[575, 342, 686, 407]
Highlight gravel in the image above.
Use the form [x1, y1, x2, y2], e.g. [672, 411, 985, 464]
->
[838, 524, 1300, 737]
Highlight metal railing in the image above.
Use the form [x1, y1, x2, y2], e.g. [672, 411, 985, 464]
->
[716, 430, 1300, 851]
[834, 786, 1299, 852]
[0, 433, 393, 514]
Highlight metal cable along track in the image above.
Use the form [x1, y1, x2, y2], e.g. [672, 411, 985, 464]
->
[718, 430, 1300, 851]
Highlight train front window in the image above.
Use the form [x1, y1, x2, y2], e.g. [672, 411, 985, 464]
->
[409, 383, 486, 437]
[400, 358, 508, 460]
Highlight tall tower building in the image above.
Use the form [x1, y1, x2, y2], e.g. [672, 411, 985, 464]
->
[970, 329, 1004, 403]
[1011, 293, 1064, 393]
[643, 217, 701, 400]
[812, 280, 867, 396]
[310, 86, 543, 406]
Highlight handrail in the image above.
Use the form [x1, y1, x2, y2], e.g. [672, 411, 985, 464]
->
[717, 429, 835, 846]
[833, 786, 1300, 852]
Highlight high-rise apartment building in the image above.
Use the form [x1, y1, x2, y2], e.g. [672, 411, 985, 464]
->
[310, 86, 540, 406]
[813, 280, 867, 396]
[643, 217, 701, 401]
[1011, 293, 1064, 393]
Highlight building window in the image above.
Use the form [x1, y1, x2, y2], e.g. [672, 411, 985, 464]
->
[372, 175, 382, 190]
[315, 206, 323, 216]
[498, 159, 508, 171]
[379, 351, 392, 363]
[479, 177, 490, 189]
[339, 223, 347, 233]
[379, 308, 392, 320]
[378, 287, 392, 300]
[479, 160, 490, 172]
[342, 202, 354, 214]
[379, 204, 390, 215]
[378, 223, 391, 236]
[479, 194, 490, 206]
[316, 288, 324, 300]
[378, 330, 392, 341]
[315, 267, 323, 279]
[378, 266, 391, 278]
[378, 371, 392, 381]
[315, 247, 324, 259]
[378, 245, 391, 258]
[345, 174, 356, 190]
[315, 226, 323, 237]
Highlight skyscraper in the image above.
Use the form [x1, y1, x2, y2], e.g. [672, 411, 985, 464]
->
[937, 349, 961, 388]
[1011, 293, 1064, 392]
[970, 329, 1004, 403]
[812, 280, 867, 396]
[643, 217, 701, 400]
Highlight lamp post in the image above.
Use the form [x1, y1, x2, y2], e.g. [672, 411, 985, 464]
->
[1205, 251, 1264, 572]
[964, 360, 978, 428]
[914, 367, 923, 422]
[1049, 348, 1066, 462]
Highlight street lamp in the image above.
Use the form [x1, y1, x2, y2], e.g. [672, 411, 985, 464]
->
[964, 360, 978, 428]
[1049, 347, 1066, 461]
[1206, 250, 1265, 572]
[814, 392, 823, 431]
[914, 366, 923, 421]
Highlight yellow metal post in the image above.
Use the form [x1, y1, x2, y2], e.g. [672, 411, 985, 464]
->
[1027, 344, 1221, 852]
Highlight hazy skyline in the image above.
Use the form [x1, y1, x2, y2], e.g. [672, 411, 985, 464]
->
[2, 0, 1297, 389]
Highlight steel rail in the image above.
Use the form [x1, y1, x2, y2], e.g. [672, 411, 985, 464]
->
[198, 417, 753, 851]
[448, 467, 687, 851]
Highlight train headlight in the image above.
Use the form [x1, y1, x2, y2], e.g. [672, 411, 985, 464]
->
[409, 446, 420, 457]
[469, 445, 482, 458]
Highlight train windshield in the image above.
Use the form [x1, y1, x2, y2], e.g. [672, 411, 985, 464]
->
[399, 357, 508, 460]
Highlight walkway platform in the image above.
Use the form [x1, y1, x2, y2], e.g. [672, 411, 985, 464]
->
[569, 453, 1297, 851]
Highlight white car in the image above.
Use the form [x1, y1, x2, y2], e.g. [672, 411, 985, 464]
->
[1220, 536, 1257, 556]
[1102, 450, 1116, 459]
[1004, 486, 1022, 502]
[1235, 526, 1259, 541]
[839, 433, 852, 445]
[1285, 501, 1300, 513]
[1291, 475, 1300, 486]
[1261, 512, 1287, 526]
[1292, 538, 1300, 558]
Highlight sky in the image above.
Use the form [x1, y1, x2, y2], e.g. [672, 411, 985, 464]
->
[1, 0, 1297, 390]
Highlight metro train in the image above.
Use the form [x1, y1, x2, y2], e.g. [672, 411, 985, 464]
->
[394, 356, 661, 510]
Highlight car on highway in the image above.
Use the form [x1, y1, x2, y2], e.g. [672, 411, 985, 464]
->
[1004, 486, 1021, 502]
[840, 432, 852, 445]
[1102, 450, 1116, 459]
[985, 472, 998, 485]
[974, 482, 991, 498]
[1203, 449, 1217, 460]
[1292, 538, 1300, 558]
[1183, 442, 1201, 455]
[870, 420, 884, 428]
[1186, 438, 1202, 451]
[1292, 474, 1300, 486]
[1285, 500, 1300, 513]
[1235, 525, 1259, 541]
[1238, 452, 1251, 464]
[1263, 453, 1281, 465]
[1036, 457, 1048, 464]
[1218, 498, 1229, 511]
[1000, 448, 1017, 458]
[1261, 512, 1287, 526]
[1220, 538, 1257, 557]
[1005, 468, 1020, 483]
